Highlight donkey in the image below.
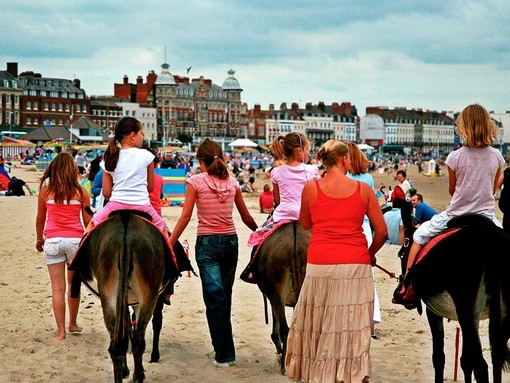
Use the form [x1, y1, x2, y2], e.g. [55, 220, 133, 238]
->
[396, 206, 510, 383]
[71, 211, 181, 383]
[254, 221, 310, 374]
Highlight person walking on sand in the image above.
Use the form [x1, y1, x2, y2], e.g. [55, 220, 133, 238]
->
[345, 141, 383, 338]
[285, 140, 387, 383]
[168, 138, 258, 368]
[143, 143, 175, 306]
[240, 132, 320, 283]
[35, 153, 91, 340]
[394, 103, 505, 307]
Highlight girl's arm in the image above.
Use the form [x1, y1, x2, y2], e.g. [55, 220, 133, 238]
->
[447, 166, 456, 196]
[147, 162, 155, 193]
[102, 171, 113, 200]
[493, 167, 502, 194]
[272, 182, 280, 206]
[169, 185, 197, 246]
[35, 186, 47, 252]
[299, 181, 316, 231]
[234, 188, 258, 231]
[496, 171, 504, 190]
[363, 184, 388, 265]
[80, 186, 92, 227]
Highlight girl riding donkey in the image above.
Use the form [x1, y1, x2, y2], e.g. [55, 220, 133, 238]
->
[240, 132, 320, 283]
[394, 103, 505, 306]
[84, 117, 174, 259]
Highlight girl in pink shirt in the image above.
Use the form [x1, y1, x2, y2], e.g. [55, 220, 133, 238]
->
[169, 138, 258, 367]
[241, 132, 320, 283]
[35, 153, 91, 340]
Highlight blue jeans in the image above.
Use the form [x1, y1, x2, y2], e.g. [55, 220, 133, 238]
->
[195, 234, 238, 363]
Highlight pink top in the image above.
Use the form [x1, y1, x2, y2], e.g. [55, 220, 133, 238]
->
[270, 163, 320, 222]
[187, 173, 240, 235]
[445, 146, 505, 216]
[44, 200, 84, 238]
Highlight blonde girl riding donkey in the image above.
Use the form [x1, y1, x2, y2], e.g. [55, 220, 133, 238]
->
[394, 103, 505, 306]
[241, 132, 320, 283]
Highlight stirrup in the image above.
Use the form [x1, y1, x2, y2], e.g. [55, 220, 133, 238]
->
[240, 267, 256, 284]
[392, 285, 419, 310]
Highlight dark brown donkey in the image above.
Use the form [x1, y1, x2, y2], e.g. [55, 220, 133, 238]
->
[70, 211, 183, 383]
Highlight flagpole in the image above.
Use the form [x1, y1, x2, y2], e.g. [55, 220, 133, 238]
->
[69, 105, 73, 144]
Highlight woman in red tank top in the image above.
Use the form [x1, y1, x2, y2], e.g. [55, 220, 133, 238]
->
[285, 140, 387, 383]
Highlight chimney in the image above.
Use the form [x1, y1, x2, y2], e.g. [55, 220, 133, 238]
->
[72, 79, 81, 89]
[291, 102, 299, 111]
[366, 106, 380, 115]
[123, 75, 129, 84]
[7, 62, 18, 77]
[136, 76, 143, 84]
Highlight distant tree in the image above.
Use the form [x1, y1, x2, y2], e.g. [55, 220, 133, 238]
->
[177, 133, 193, 145]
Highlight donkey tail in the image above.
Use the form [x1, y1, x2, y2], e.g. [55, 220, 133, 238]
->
[113, 212, 133, 347]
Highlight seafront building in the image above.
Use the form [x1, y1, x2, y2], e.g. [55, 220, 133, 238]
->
[0, 61, 508, 158]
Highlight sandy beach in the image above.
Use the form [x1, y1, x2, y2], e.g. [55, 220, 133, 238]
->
[0, 163, 504, 383]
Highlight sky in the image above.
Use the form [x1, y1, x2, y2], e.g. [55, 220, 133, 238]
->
[2, 0, 510, 114]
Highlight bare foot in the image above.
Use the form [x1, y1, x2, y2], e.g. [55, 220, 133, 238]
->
[69, 325, 83, 333]
[55, 332, 66, 340]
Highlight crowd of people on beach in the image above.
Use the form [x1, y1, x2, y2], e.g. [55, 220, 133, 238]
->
[1, 102, 505, 382]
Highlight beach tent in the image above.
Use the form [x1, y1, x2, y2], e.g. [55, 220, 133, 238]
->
[22, 125, 80, 144]
[228, 138, 258, 147]
[0, 138, 36, 157]
[155, 168, 187, 206]
[357, 143, 375, 151]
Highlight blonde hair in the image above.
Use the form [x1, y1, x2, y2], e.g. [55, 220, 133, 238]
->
[344, 141, 369, 175]
[316, 140, 349, 168]
[455, 104, 498, 148]
[270, 132, 308, 163]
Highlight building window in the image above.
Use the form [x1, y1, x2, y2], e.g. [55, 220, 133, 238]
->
[44, 103, 49, 111]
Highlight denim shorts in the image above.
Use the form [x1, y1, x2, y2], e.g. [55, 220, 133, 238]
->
[43, 237, 81, 265]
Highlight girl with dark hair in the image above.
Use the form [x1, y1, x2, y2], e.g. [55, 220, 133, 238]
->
[85, 117, 169, 240]
[241, 132, 320, 283]
[169, 138, 258, 368]
[35, 152, 91, 340]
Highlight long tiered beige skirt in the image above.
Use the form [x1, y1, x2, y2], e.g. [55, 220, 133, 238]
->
[285, 263, 374, 383]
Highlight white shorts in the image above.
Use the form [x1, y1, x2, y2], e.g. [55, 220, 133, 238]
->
[43, 237, 81, 265]
[413, 211, 502, 245]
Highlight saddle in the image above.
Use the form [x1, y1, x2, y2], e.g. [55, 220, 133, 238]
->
[392, 214, 497, 311]
[69, 210, 195, 302]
